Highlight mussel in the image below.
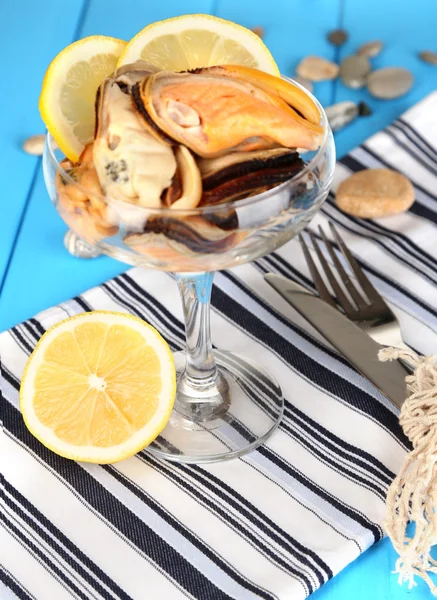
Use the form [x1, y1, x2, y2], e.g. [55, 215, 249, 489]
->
[198, 148, 304, 205]
[162, 145, 202, 210]
[92, 64, 177, 208]
[57, 144, 118, 241]
[125, 212, 247, 271]
[132, 65, 323, 158]
[56, 61, 323, 256]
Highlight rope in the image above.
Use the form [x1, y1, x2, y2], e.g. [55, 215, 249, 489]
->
[379, 347, 437, 594]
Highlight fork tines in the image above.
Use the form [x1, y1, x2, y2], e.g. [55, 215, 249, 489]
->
[299, 223, 388, 317]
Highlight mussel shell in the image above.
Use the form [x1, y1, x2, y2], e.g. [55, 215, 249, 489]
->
[131, 81, 175, 145]
[140, 216, 240, 254]
[94, 69, 177, 208]
[162, 169, 183, 207]
[125, 218, 247, 271]
[114, 61, 159, 83]
[200, 149, 304, 206]
[95, 64, 158, 138]
[203, 210, 239, 231]
[133, 69, 323, 157]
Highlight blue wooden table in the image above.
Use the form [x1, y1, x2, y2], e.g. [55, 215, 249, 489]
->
[1, 0, 436, 597]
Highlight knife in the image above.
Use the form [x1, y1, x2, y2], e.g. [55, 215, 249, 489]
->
[264, 273, 408, 409]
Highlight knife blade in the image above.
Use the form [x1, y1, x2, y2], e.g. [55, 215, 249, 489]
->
[264, 273, 408, 409]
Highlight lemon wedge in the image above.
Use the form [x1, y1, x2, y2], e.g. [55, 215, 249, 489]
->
[117, 14, 279, 75]
[39, 36, 126, 161]
[20, 311, 176, 464]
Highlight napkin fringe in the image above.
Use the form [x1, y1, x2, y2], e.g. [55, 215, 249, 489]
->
[379, 347, 437, 596]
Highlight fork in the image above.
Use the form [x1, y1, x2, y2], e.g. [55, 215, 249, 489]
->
[299, 222, 409, 350]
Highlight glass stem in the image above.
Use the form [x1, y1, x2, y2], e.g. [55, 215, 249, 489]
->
[175, 272, 218, 388]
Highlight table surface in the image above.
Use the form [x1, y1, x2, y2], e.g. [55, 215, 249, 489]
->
[1, 0, 436, 597]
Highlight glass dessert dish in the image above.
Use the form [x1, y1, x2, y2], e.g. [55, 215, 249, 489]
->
[43, 74, 335, 464]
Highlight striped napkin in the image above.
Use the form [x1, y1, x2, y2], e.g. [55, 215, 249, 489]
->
[2, 91, 437, 600]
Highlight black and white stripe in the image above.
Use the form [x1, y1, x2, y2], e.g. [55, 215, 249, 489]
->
[0, 567, 36, 600]
[2, 92, 437, 600]
[1, 396, 243, 600]
[2, 480, 132, 600]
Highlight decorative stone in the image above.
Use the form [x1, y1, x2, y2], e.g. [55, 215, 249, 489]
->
[22, 134, 46, 156]
[293, 75, 313, 93]
[367, 67, 414, 99]
[357, 40, 383, 58]
[358, 101, 372, 117]
[327, 29, 348, 46]
[419, 50, 437, 65]
[64, 230, 102, 258]
[325, 101, 359, 132]
[251, 26, 264, 39]
[336, 169, 415, 218]
[296, 56, 339, 82]
[340, 55, 371, 89]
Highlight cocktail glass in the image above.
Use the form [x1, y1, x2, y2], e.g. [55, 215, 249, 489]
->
[43, 81, 335, 463]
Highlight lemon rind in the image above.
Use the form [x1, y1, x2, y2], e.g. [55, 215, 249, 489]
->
[117, 14, 279, 75]
[39, 36, 126, 161]
[20, 311, 176, 464]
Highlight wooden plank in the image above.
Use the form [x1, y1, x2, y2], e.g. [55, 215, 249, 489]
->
[334, 0, 437, 157]
[0, 0, 85, 292]
[80, 0, 215, 39]
[0, 0, 214, 331]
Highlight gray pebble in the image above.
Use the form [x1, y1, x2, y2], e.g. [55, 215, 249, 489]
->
[357, 40, 383, 58]
[367, 67, 414, 99]
[327, 29, 348, 46]
[251, 26, 264, 39]
[64, 230, 102, 258]
[419, 50, 437, 65]
[325, 101, 359, 132]
[293, 75, 313, 93]
[340, 55, 371, 89]
[22, 134, 46, 156]
[358, 101, 372, 117]
[296, 56, 339, 81]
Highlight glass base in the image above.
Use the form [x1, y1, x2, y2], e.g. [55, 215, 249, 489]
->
[147, 350, 283, 464]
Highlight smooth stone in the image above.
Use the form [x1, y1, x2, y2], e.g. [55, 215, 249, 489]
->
[22, 134, 46, 156]
[327, 29, 348, 46]
[251, 26, 264, 39]
[357, 40, 383, 58]
[419, 50, 437, 65]
[293, 75, 313, 93]
[336, 169, 415, 219]
[64, 230, 102, 258]
[296, 55, 339, 82]
[325, 101, 359, 132]
[358, 101, 372, 117]
[367, 67, 414, 99]
[340, 55, 371, 89]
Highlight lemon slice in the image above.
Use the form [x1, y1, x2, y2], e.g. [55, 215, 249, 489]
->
[20, 311, 176, 464]
[39, 36, 126, 161]
[117, 14, 279, 75]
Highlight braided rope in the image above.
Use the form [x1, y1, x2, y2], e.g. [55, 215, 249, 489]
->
[379, 347, 437, 594]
